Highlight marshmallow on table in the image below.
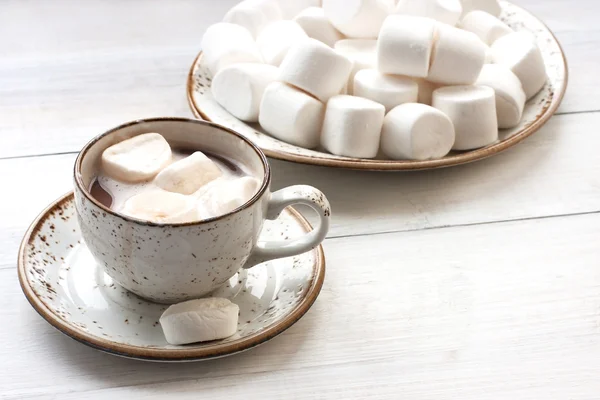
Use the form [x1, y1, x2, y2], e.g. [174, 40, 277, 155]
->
[121, 190, 199, 224]
[154, 152, 223, 195]
[198, 177, 262, 219]
[294, 7, 345, 48]
[211, 63, 279, 123]
[102, 133, 172, 183]
[381, 103, 455, 160]
[433, 85, 498, 150]
[461, 0, 501, 17]
[491, 32, 547, 100]
[427, 23, 487, 85]
[279, 38, 353, 102]
[223, 0, 282, 38]
[278, 0, 322, 19]
[395, 0, 463, 26]
[201, 23, 263, 76]
[256, 21, 308, 65]
[321, 95, 385, 158]
[377, 15, 436, 78]
[259, 82, 325, 148]
[459, 10, 512, 45]
[476, 64, 526, 129]
[334, 39, 377, 94]
[323, 0, 395, 38]
[415, 78, 442, 105]
[353, 69, 418, 112]
[160, 298, 239, 345]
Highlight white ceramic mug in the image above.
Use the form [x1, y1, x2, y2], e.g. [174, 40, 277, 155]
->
[74, 118, 330, 304]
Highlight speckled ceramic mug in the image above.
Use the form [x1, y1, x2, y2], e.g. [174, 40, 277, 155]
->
[74, 117, 330, 304]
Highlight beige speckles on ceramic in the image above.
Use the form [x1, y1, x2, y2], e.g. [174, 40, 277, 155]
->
[187, 1, 567, 171]
[19, 193, 325, 362]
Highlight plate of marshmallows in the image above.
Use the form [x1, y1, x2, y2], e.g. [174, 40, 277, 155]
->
[187, 0, 568, 171]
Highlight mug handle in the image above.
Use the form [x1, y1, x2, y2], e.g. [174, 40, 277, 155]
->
[243, 185, 331, 268]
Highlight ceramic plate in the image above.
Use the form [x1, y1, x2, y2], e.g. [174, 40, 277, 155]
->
[18, 193, 325, 362]
[187, 1, 568, 171]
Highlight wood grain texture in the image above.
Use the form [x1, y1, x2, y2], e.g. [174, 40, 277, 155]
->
[4, 213, 600, 399]
[0, 0, 595, 159]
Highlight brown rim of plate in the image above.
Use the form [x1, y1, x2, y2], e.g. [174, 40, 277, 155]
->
[74, 117, 271, 228]
[18, 192, 326, 362]
[186, 6, 569, 171]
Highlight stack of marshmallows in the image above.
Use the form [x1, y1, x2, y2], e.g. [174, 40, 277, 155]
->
[203, 0, 547, 160]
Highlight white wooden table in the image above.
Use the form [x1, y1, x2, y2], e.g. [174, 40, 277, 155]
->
[1, 1, 599, 398]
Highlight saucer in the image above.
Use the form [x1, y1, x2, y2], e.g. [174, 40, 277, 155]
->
[18, 192, 325, 362]
[187, 1, 567, 171]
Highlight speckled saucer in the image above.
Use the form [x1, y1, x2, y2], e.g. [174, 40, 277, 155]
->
[187, 1, 568, 171]
[18, 193, 325, 362]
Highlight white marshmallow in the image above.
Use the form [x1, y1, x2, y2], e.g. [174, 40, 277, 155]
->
[211, 63, 279, 122]
[259, 82, 325, 148]
[223, 0, 282, 38]
[201, 23, 263, 76]
[154, 152, 223, 195]
[476, 64, 526, 129]
[294, 7, 345, 47]
[459, 10, 512, 45]
[381, 103, 455, 160]
[415, 78, 442, 105]
[484, 45, 493, 63]
[102, 133, 172, 183]
[395, 0, 462, 26]
[377, 15, 436, 78]
[427, 23, 486, 85]
[121, 190, 199, 224]
[278, 0, 322, 19]
[321, 95, 385, 158]
[461, 0, 501, 17]
[334, 39, 377, 94]
[491, 32, 547, 100]
[353, 69, 418, 112]
[198, 177, 262, 219]
[256, 21, 308, 66]
[323, 0, 394, 38]
[160, 298, 239, 345]
[433, 85, 498, 150]
[279, 38, 353, 102]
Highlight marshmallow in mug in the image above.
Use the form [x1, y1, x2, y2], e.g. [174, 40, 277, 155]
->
[475, 64, 526, 129]
[377, 15, 436, 78]
[427, 23, 487, 85]
[294, 7, 345, 48]
[256, 20, 308, 66]
[323, 0, 394, 38]
[201, 23, 263, 76]
[211, 63, 279, 123]
[334, 39, 377, 94]
[461, 0, 501, 17]
[259, 81, 325, 148]
[433, 85, 498, 150]
[459, 10, 513, 45]
[321, 95, 385, 158]
[491, 31, 547, 100]
[353, 69, 418, 112]
[279, 38, 353, 102]
[380, 103, 455, 160]
[395, 0, 463, 26]
[223, 0, 282, 38]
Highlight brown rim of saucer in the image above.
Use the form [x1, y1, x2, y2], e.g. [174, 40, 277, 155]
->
[74, 117, 271, 228]
[186, 3, 569, 171]
[18, 192, 326, 361]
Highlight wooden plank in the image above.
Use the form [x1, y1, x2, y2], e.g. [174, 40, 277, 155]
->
[4, 212, 600, 398]
[1, 111, 600, 270]
[0, 0, 596, 159]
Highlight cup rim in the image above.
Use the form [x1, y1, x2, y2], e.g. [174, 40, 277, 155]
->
[74, 117, 271, 227]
